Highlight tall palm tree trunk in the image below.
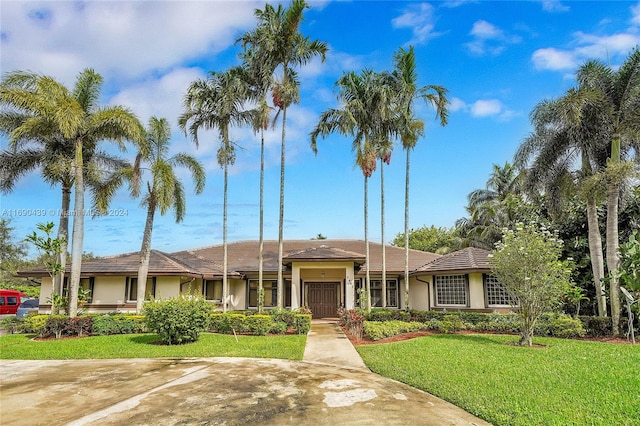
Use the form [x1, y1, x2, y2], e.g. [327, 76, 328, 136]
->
[364, 175, 371, 312]
[380, 159, 386, 308]
[606, 183, 620, 333]
[136, 200, 156, 314]
[223, 162, 229, 313]
[53, 184, 71, 315]
[277, 105, 287, 308]
[68, 138, 84, 318]
[404, 149, 410, 310]
[586, 197, 606, 316]
[258, 129, 265, 313]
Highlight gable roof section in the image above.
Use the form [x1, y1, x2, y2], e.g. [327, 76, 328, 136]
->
[283, 245, 366, 264]
[413, 247, 491, 275]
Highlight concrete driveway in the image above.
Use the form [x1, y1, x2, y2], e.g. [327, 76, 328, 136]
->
[0, 357, 489, 425]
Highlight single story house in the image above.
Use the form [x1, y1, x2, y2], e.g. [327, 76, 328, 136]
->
[19, 240, 514, 318]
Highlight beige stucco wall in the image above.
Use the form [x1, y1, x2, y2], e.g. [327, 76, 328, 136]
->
[38, 277, 53, 301]
[94, 276, 126, 304]
[468, 272, 485, 309]
[227, 279, 246, 310]
[154, 276, 180, 299]
[293, 261, 355, 309]
[408, 276, 430, 311]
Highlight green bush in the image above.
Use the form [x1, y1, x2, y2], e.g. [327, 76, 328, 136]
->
[367, 309, 411, 322]
[578, 316, 612, 337]
[44, 315, 69, 338]
[270, 321, 288, 334]
[1, 316, 23, 334]
[294, 314, 311, 334]
[209, 313, 231, 333]
[67, 316, 93, 337]
[144, 295, 212, 345]
[269, 308, 296, 326]
[363, 320, 428, 341]
[245, 314, 273, 336]
[549, 315, 586, 338]
[23, 314, 49, 336]
[471, 312, 521, 333]
[437, 314, 465, 334]
[91, 314, 145, 335]
[228, 313, 247, 333]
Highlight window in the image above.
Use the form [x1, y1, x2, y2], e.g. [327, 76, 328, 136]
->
[126, 277, 156, 301]
[80, 277, 95, 303]
[355, 279, 399, 308]
[248, 280, 292, 308]
[485, 275, 515, 307]
[7, 297, 17, 306]
[435, 275, 468, 306]
[203, 280, 222, 301]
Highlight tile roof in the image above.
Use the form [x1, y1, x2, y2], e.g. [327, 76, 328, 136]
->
[413, 247, 491, 274]
[18, 240, 442, 278]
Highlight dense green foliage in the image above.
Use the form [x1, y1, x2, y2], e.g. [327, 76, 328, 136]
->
[144, 295, 212, 345]
[209, 311, 311, 335]
[392, 225, 457, 254]
[358, 334, 640, 425]
[0, 333, 306, 360]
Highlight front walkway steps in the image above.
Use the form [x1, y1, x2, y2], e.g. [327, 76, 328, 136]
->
[303, 319, 369, 371]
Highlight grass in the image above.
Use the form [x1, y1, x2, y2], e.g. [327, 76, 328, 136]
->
[357, 334, 640, 426]
[0, 333, 307, 360]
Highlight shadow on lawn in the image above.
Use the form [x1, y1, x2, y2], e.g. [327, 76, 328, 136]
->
[128, 334, 160, 345]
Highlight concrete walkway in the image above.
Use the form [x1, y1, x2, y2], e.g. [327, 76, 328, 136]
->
[303, 319, 368, 371]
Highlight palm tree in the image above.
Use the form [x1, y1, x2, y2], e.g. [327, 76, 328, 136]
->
[378, 142, 393, 308]
[0, 69, 144, 317]
[180, 68, 252, 312]
[311, 69, 391, 312]
[237, 38, 277, 313]
[132, 117, 205, 313]
[388, 46, 449, 309]
[575, 49, 640, 333]
[243, 0, 327, 307]
[515, 94, 609, 316]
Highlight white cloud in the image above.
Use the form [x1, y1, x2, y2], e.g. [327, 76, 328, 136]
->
[541, 1, 570, 13]
[470, 99, 503, 117]
[449, 97, 468, 112]
[465, 20, 521, 56]
[392, 3, 443, 45]
[0, 1, 259, 84]
[633, 2, 640, 26]
[532, 48, 577, 70]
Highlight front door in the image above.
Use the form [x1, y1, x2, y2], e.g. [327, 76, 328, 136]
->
[307, 282, 339, 318]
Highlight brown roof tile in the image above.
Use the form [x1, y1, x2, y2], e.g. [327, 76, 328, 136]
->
[413, 247, 491, 274]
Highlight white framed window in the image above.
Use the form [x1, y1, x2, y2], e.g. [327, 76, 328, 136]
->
[435, 275, 468, 306]
[355, 278, 399, 308]
[126, 277, 156, 301]
[484, 274, 515, 307]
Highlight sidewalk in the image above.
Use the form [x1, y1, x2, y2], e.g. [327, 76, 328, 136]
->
[303, 319, 369, 371]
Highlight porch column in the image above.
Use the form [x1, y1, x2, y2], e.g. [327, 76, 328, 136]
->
[291, 264, 300, 309]
[345, 264, 355, 309]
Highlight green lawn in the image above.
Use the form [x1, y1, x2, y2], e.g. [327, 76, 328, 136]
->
[357, 334, 640, 426]
[0, 333, 306, 360]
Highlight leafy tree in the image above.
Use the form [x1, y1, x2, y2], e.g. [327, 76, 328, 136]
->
[619, 230, 640, 294]
[132, 117, 205, 314]
[180, 68, 252, 312]
[0, 218, 29, 287]
[576, 49, 640, 334]
[244, 0, 327, 307]
[24, 222, 66, 311]
[490, 223, 574, 346]
[392, 225, 457, 254]
[0, 69, 144, 317]
[387, 46, 449, 309]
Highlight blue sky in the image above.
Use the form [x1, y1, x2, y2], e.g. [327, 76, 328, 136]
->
[1, 0, 639, 257]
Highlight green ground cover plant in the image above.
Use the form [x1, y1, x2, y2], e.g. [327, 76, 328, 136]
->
[0, 333, 306, 360]
[357, 334, 640, 425]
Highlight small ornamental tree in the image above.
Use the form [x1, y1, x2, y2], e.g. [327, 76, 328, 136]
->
[490, 223, 574, 346]
[144, 294, 211, 345]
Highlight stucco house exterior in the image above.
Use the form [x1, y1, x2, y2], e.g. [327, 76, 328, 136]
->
[19, 240, 513, 318]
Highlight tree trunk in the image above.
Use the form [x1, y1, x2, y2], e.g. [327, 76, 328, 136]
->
[258, 128, 265, 313]
[586, 196, 606, 316]
[364, 175, 371, 312]
[277, 105, 287, 308]
[136, 199, 155, 314]
[404, 149, 410, 310]
[53, 184, 71, 315]
[606, 182, 621, 334]
[380, 159, 386, 308]
[223, 161, 229, 313]
[68, 138, 84, 318]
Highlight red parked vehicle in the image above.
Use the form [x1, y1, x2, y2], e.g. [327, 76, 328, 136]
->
[0, 290, 28, 315]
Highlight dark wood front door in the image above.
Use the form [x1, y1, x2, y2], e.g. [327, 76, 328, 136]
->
[307, 282, 339, 318]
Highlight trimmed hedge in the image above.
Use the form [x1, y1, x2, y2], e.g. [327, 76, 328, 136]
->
[209, 311, 311, 335]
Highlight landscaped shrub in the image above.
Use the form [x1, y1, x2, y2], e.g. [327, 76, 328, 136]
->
[363, 320, 428, 341]
[294, 307, 312, 315]
[91, 314, 146, 335]
[244, 314, 273, 336]
[471, 312, 520, 333]
[1, 316, 23, 334]
[209, 313, 231, 333]
[144, 294, 212, 345]
[338, 309, 365, 340]
[294, 314, 311, 334]
[270, 321, 289, 334]
[22, 314, 49, 336]
[228, 313, 247, 333]
[269, 308, 296, 326]
[437, 314, 466, 334]
[549, 315, 586, 338]
[67, 316, 93, 337]
[579, 316, 612, 337]
[44, 315, 69, 338]
[410, 310, 445, 322]
[367, 309, 411, 322]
